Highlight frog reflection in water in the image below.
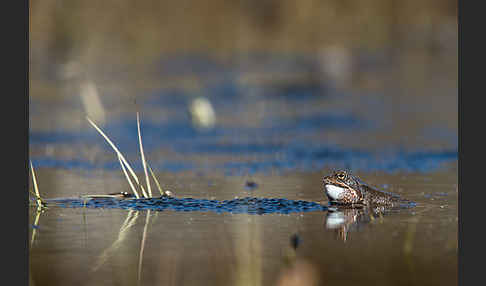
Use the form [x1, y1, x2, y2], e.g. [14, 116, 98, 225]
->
[322, 170, 413, 241]
[325, 206, 386, 241]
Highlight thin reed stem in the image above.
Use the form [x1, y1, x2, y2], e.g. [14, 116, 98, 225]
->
[30, 161, 44, 206]
[87, 116, 148, 198]
[137, 112, 152, 197]
[118, 155, 141, 199]
[147, 163, 165, 196]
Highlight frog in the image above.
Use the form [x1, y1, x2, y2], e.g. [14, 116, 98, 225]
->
[322, 170, 411, 207]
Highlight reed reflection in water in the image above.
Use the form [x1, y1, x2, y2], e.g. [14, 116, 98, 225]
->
[30, 199, 443, 286]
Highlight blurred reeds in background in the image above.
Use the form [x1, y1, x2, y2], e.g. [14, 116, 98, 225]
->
[30, 0, 457, 150]
[30, 0, 457, 96]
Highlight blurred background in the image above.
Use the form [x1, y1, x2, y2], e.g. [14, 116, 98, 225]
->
[30, 0, 457, 175]
[29, 1, 457, 286]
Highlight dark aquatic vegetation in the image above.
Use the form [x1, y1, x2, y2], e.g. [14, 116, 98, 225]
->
[45, 196, 328, 215]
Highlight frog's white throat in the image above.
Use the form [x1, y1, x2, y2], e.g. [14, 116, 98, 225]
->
[325, 184, 347, 200]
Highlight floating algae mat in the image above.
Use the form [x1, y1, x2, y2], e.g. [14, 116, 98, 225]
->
[45, 196, 328, 214]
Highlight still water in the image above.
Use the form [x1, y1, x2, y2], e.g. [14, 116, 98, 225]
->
[29, 50, 457, 286]
[29, 169, 457, 286]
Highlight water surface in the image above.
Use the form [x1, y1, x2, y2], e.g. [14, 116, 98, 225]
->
[29, 169, 457, 286]
[29, 48, 457, 286]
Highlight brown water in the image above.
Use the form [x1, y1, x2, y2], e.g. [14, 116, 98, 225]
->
[28, 58, 457, 284]
[29, 168, 457, 286]
[28, 53, 457, 285]
[29, 2, 457, 284]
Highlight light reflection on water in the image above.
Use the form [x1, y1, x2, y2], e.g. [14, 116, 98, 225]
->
[29, 170, 457, 286]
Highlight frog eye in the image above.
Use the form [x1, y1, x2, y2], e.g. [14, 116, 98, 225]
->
[337, 172, 346, 180]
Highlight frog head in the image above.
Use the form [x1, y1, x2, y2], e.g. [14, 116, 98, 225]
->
[322, 170, 363, 204]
